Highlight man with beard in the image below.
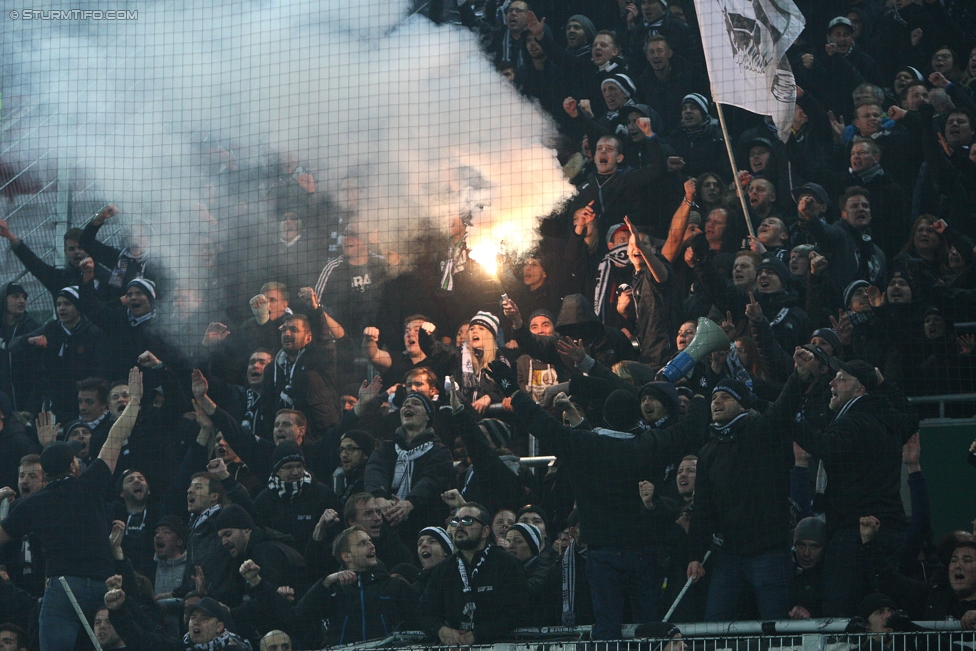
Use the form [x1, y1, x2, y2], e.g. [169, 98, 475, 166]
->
[332, 430, 374, 507]
[294, 525, 418, 647]
[113, 469, 159, 578]
[0, 454, 46, 597]
[418, 503, 527, 645]
[787, 351, 918, 617]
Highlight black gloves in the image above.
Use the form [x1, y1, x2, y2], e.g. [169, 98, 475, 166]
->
[485, 360, 519, 397]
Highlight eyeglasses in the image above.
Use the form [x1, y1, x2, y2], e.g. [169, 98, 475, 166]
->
[338, 444, 362, 454]
[450, 515, 485, 527]
[506, 7, 527, 14]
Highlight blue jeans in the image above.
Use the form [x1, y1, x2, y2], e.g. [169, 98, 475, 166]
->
[704, 546, 793, 621]
[587, 546, 663, 640]
[822, 527, 907, 617]
[39, 576, 106, 651]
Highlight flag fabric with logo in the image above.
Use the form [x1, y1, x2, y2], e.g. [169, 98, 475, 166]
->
[693, 0, 805, 141]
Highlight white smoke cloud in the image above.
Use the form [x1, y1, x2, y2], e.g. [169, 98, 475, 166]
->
[1, 0, 573, 349]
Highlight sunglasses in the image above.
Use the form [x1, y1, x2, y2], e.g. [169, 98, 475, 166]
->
[450, 515, 485, 527]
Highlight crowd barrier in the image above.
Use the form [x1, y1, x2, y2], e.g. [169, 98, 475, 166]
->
[325, 622, 969, 651]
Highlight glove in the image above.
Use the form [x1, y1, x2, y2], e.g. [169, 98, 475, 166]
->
[485, 360, 519, 397]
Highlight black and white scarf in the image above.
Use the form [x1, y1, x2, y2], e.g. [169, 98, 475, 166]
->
[127, 308, 157, 327]
[82, 410, 111, 432]
[109, 246, 149, 289]
[189, 504, 221, 531]
[58, 321, 81, 357]
[561, 542, 581, 626]
[183, 629, 251, 651]
[274, 348, 305, 408]
[457, 546, 492, 630]
[268, 470, 313, 499]
[241, 389, 259, 434]
[593, 243, 631, 319]
[392, 440, 434, 500]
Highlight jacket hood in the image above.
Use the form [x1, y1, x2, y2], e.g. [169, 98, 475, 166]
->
[394, 426, 439, 449]
[555, 294, 604, 340]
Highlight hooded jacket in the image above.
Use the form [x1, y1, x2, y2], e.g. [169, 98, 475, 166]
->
[0, 283, 40, 411]
[254, 478, 341, 554]
[296, 566, 419, 647]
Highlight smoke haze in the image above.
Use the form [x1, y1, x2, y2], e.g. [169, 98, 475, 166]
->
[1, 0, 573, 352]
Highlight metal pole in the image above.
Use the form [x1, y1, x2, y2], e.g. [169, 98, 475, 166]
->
[57, 576, 104, 651]
[714, 103, 756, 239]
[663, 550, 710, 621]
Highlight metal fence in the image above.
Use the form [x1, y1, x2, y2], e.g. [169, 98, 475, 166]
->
[324, 624, 971, 651]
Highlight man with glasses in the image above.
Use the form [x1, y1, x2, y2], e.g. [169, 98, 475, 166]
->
[418, 503, 527, 645]
[488, 1, 532, 69]
[333, 430, 374, 506]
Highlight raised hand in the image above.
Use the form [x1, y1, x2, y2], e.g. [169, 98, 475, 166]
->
[638, 481, 655, 509]
[745, 292, 763, 323]
[485, 360, 519, 397]
[859, 515, 880, 544]
[556, 336, 586, 366]
[298, 286, 319, 309]
[127, 366, 144, 405]
[202, 322, 230, 346]
[191, 368, 209, 399]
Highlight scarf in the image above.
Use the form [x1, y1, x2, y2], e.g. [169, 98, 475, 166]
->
[274, 348, 305, 408]
[561, 542, 580, 626]
[457, 546, 492, 630]
[241, 389, 259, 434]
[460, 343, 481, 400]
[183, 630, 251, 651]
[128, 308, 157, 327]
[440, 238, 468, 291]
[108, 246, 150, 289]
[593, 244, 632, 319]
[268, 470, 313, 499]
[83, 410, 111, 432]
[189, 504, 221, 531]
[392, 439, 434, 500]
[710, 412, 750, 439]
[58, 321, 81, 357]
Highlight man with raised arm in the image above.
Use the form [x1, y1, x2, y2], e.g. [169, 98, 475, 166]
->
[0, 366, 142, 651]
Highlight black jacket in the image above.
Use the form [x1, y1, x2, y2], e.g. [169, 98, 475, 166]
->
[788, 378, 918, 535]
[510, 390, 710, 549]
[259, 335, 340, 440]
[296, 567, 419, 647]
[0, 283, 40, 411]
[255, 479, 341, 554]
[454, 409, 526, 515]
[10, 315, 109, 420]
[9, 238, 111, 300]
[689, 374, 805, 559]
[418, 545, 528, 643]
[364, 427, 454, 531]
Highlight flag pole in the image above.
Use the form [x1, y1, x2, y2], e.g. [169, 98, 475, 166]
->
[714, 102, 755, 239]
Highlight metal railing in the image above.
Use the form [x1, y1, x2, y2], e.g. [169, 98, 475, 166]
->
[908, 393, 976, 420]
[323, 625, 969, 651]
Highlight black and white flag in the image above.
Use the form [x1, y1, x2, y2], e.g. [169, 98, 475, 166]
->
[694, 0, 805, 141]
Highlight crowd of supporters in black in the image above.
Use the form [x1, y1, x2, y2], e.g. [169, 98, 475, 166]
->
[2, 0, 976, 649]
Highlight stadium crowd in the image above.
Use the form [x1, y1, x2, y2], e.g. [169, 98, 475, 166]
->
[2, 0, 976, 649]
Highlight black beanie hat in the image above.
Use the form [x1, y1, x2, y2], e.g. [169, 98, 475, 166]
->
[480, 418, 512, 449]
[858, 593, 898, 621]
[603, 389, 642, 432]
[712, 378, 753, 409]
[340, 430, 376, 457]
[638, 382, 680, 418]
[213, 504, 255, 531]
[509, 522, 542, 556]
[271, 440, 305, 474]
[419, 526, 455, 556]
[40, 441, 76, 477]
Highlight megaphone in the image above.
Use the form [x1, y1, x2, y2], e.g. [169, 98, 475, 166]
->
[659, 317, 730, 383]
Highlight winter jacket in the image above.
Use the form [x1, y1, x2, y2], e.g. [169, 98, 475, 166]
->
[510, 390, 710, 549]
[418, 545, 528, 643]
[364, 427, 453, 530]
[787, 378, 918, 535]
[688, 374, 806, 560]
[296, 567, 419, 647]
[9, 315, 109, 420]
[454, 409, 527, 515]
[255, 479, 341, 554]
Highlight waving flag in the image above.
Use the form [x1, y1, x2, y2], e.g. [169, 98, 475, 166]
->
[694, 0, 805, 141]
